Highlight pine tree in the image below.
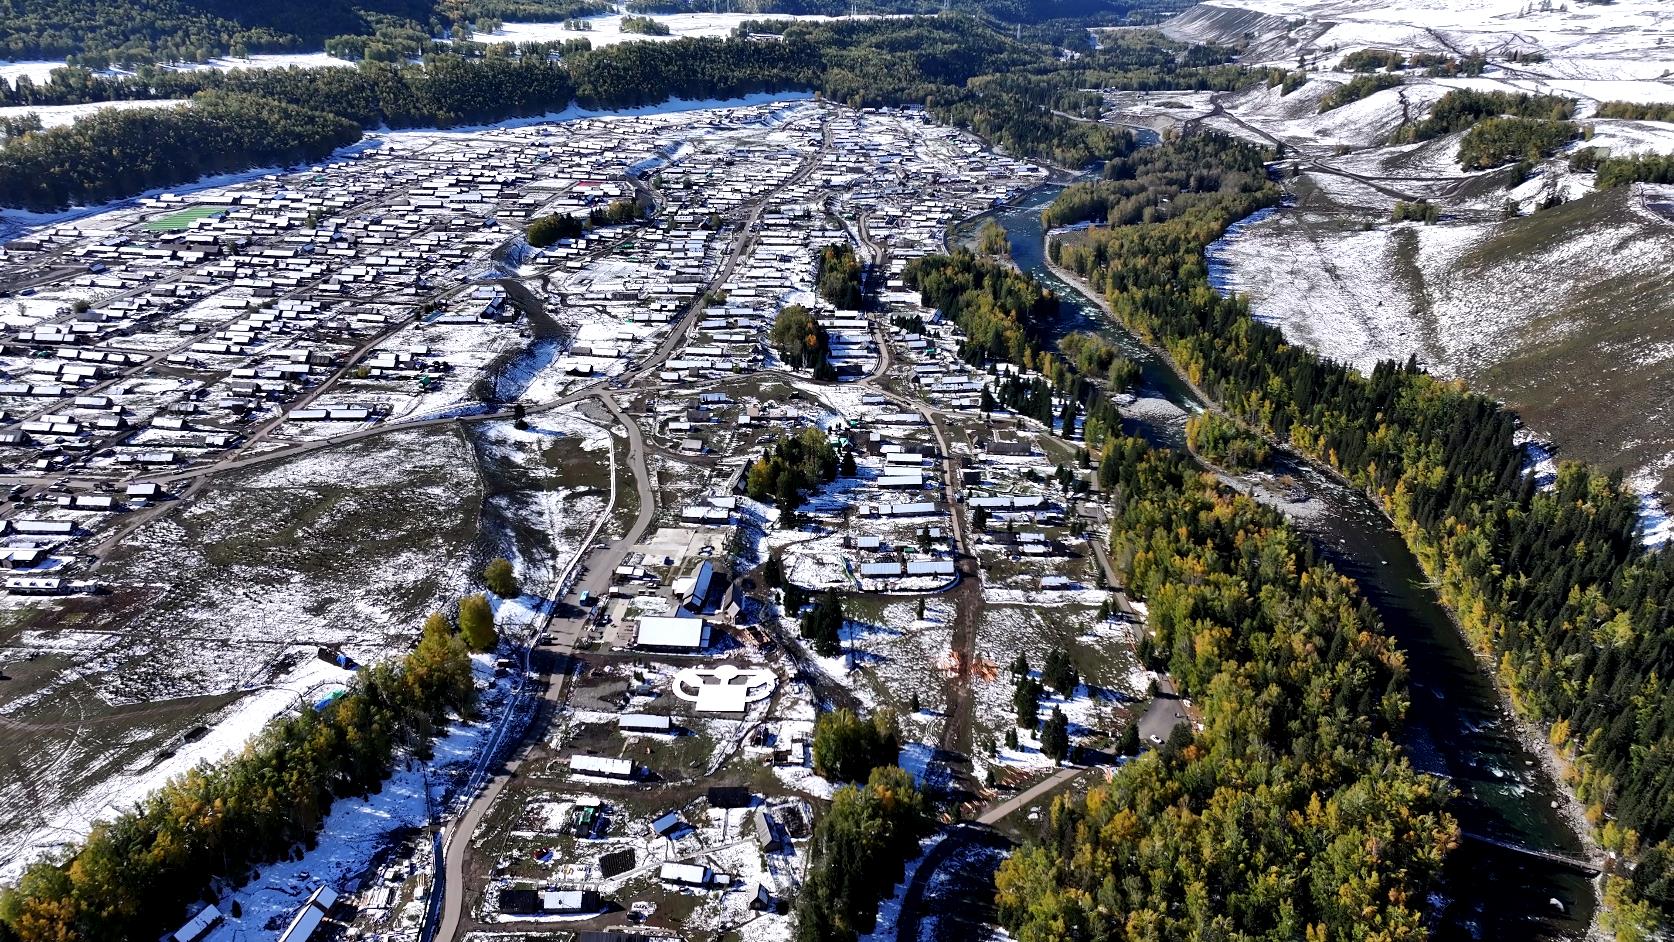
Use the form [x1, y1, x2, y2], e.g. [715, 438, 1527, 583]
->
[1041, 707, 1070, 762]
[802, 590, 844, 657]
[483, 557, 519, 597]
[1043, 648, 1079, 697]
[1014, 677, 1040, 728]
[1117, 722, 1140, 756]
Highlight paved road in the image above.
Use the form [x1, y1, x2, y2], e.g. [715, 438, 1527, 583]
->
[892, 823, 1013, 942]
[432, 389, 657, 942]
[1135, 676, 1186, 748]
[976, 765, 1084, 825]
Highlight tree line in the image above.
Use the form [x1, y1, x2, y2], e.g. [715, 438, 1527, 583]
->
[1596, 101, 1674, 123]
[903, 249, 1058, 366]
[1335, 47, 1481, 75]
[1457, 115, 1577, 170]
[1591, 152, 1674, 189]
[0, 91, 361, 211]
[2, 17, 1245, 210]
[0, 614, 477, 942]
[1315, 72, 1401, 113]
[0, 0, 603, 64]
[1394, 87, 1575, 144]
[1048, 129, 1674, 937]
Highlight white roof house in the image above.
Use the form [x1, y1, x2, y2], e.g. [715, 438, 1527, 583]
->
[635, 616, 711, 651]
[540, 889, 593, 913]
[877, 472, 925, 489]
[619, 713, 674, 734]
[659, 862, 713, 887]
[906, 559, 956, 577]
[570, 754, 635, 779]
[172, 904, 222, 942]
[277, 885, 338, 942]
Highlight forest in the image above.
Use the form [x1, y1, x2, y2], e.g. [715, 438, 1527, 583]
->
[793, 764, 933, 942]
[0, 614, 476, 942]
[1040, 129, 1272, 230]
[1183, 410, 1268, 470]
[769, 304, 835, 377]
[745, 425, 840, 520]
[525, 210, 586, 246]
[0, 0, 602, 63]
[995, 435, 1455, 941]
[904, 206, 1455, 941]
[1049, 130, 1674, 938]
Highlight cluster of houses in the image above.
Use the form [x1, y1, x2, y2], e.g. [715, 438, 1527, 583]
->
[2, 95, 1087, 942]
[483, 781, 807, 933]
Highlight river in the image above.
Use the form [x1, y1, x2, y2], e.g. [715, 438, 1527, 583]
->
[958, 186, 1597, 940]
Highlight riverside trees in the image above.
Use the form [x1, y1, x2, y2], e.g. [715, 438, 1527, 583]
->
[1049, 129, 1674, 935]
[993, 436, 1455, 941]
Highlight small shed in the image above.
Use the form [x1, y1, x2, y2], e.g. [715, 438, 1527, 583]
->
[754, 809, 784, 852]
[750, 882, 780, 912]
[172, 904, 222, 942]
[649, 811, 686, 839]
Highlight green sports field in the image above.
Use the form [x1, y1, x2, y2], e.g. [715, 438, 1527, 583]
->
[143, 205, 229, 231]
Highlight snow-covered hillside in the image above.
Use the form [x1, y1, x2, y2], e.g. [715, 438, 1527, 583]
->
[1169, 0, 1674, 74]
[1150, 0, 1674, 503]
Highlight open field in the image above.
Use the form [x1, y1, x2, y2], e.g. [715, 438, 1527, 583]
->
[142, 205, 229, 232]
[0, 425, 484, 876]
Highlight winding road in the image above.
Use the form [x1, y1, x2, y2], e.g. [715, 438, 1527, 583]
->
[428, 109, 836, 941]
